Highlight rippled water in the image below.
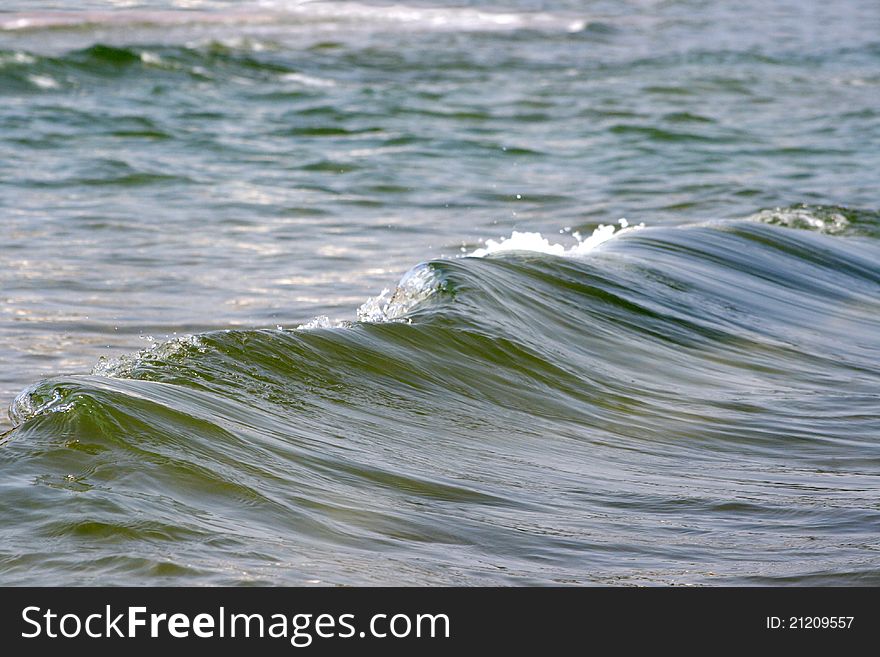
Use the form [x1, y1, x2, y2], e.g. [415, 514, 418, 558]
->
[1, 0, 879, 585]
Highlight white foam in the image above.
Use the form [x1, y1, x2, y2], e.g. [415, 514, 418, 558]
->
[749, 207, 849, 234]
[296, 315, 349, 329]
[9, 386, 75, 426]
[0, 52, 36, 66]
[258, 1, 587, 33]
[27, 74, 59, 89]
[469, 232, 568, 258]
[280, 72, 337, 88]
[468, 220, 642, 258]
[92, 334, 207, 379]
[356, 288, 394, 323]
[139, 51, 163, 65]
[0, 3, 587, 35]
[356, 262, 444, 323]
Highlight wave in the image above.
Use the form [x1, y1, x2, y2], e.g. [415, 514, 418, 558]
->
[0, 3, 589, 93]
[3, 204, 880, 584]
[0, 3, 588, 35]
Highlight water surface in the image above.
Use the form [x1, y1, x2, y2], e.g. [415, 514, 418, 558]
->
[1, 0, 879, 585]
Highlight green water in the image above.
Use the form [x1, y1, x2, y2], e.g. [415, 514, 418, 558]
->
[1, 1, 879, 585]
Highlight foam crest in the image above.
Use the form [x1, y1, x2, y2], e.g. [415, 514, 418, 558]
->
[357, 262, 445, 323]
[91, 334, 208, 379]
[8, 385, 74, 426]
[0, 3, 588, 35]
[468, 219, 642, 258]
[749, 205, 850, 234]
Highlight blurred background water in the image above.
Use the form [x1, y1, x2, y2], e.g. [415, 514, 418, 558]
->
[0, 0, 878, 585]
